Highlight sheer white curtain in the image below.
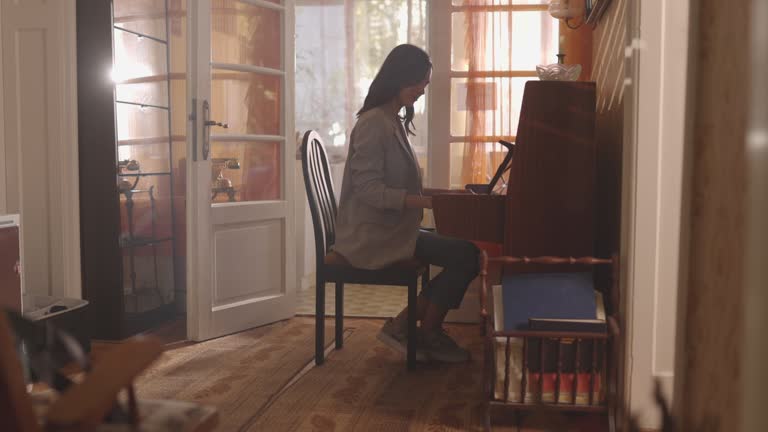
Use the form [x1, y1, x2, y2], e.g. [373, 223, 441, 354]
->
[295, 0, 428, 169]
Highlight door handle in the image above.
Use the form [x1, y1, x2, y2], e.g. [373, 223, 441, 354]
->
[201, 100, 229, 160]
[189, 98, 198, 161]
[204, 120, 229, 128]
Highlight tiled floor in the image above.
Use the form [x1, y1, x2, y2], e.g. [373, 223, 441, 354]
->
[296, 284, 407, 318]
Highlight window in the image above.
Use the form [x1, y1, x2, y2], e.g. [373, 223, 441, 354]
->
[295, 0, 428, 173]
[429, 0, 559, 188]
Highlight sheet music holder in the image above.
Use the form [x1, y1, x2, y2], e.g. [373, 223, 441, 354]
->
[464, 140, 515, 195]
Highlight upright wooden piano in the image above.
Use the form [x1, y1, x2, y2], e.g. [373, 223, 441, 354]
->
[432, 80, 597, 260]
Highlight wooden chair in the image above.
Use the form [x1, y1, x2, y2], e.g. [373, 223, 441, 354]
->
[300, 130, 428, 369]
[0, 311, 217, 431]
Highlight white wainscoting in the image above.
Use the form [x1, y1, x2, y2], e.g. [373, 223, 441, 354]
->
[0, 0, 81, 299]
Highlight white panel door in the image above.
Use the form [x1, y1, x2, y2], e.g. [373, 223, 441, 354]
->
[187, 0, 295, 341]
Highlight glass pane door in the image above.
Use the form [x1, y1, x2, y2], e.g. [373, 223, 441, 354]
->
[209, 0, 285, 203]
[186, 0, 295, 341]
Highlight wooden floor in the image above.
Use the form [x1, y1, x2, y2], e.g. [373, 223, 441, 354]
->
[89, 317, 608, 432]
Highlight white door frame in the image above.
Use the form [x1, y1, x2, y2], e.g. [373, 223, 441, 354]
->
[622, 0, 691, 428]
[60, 0, 82, 300]
[0, 1, 6, 216]
[741, 0, 768, 429]
[426, 0, 452, 189]
[186, 0, 213, 340]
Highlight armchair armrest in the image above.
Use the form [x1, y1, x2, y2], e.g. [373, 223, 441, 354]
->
[46, 337, 163, 430]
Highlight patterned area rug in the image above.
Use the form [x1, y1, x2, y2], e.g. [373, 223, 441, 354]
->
[249, 319, 488, 431]
[296, 284, 408, 318]
[134, 317, 607, 431]
[134, 318, 334, 432]
[250, 319, 607, 432]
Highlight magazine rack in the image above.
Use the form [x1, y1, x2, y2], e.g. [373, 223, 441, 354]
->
[478, 253, 621, 431]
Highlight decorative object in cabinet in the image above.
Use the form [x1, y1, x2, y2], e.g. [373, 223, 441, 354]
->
[211, 158, 241, 202]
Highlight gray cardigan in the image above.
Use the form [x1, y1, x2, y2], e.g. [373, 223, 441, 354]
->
[332, 106, 423, 270]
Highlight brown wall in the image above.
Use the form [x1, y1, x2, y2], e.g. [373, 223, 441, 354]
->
[592, 0, 625, 272]
[677, 1, 751, 431]
[560, 21, 593, 81]
[590, 0, 627, 425]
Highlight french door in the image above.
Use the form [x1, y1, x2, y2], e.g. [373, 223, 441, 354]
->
[187, 0, 295, 340]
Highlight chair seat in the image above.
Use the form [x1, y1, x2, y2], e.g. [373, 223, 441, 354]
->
[323, 251, 426, 285]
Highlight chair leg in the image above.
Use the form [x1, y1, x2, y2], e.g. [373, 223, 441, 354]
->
[407, 277, 418, 370]
[335, 282, 343, 349]
[315, 274, 325, 366]
[484, 401, 492, 432]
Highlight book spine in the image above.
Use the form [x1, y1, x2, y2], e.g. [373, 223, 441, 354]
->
[523, 371, 603, 405]
[525, 371, 556, 403]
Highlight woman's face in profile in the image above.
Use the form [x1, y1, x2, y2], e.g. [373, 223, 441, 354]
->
[398, 69, 432, 107]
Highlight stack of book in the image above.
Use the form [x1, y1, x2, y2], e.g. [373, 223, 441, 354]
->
[491, 272, 607, 405]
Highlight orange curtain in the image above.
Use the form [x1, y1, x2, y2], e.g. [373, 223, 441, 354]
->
[460, 0, 510, 186]
[240, 4, 281, 201]
[460, 3, 586, 186]
[462, 0, 490, 186]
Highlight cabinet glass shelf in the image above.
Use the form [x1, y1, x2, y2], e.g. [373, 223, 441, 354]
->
[119, 236, 173, 248]
[118, 172, 172, 177]
[114, 25, 168, 45]
[115, 100, 170, 111]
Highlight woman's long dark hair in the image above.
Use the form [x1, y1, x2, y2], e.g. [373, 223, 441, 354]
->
[357, 44, 432, 136]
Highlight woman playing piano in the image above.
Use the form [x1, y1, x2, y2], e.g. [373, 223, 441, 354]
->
[333, 44, 479, 363]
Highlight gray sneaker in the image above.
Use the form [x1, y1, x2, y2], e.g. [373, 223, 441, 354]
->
[377, 318, 427, 362]
[421, 328, 471, 363]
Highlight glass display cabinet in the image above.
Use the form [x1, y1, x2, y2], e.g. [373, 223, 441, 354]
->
[77, 0, 185, 339]
[113, 0, 177, 319]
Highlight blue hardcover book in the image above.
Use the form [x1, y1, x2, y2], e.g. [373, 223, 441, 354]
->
[500, 272, 597, 331]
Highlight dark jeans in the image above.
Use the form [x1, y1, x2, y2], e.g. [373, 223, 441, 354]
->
[414, 231, 480, 310]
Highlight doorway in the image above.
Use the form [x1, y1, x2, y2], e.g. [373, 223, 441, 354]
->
[76, 0, 296, 341]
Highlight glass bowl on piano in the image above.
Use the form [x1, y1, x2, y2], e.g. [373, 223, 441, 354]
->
[536, 54, 582, 81]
